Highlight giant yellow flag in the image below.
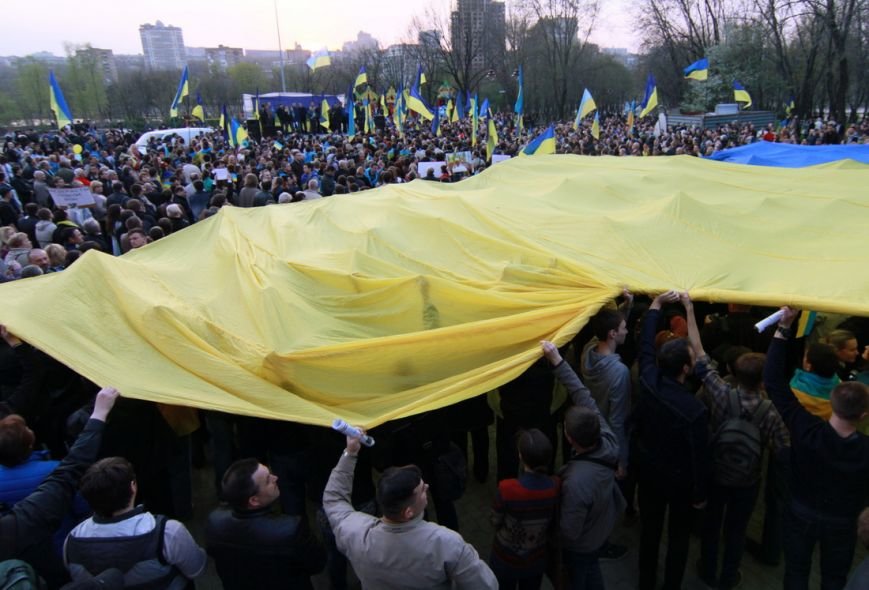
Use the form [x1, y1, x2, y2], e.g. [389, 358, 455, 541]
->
[1, 156, 867, 428]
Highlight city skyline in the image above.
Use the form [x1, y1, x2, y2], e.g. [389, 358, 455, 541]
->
[0, 0, 639, 58]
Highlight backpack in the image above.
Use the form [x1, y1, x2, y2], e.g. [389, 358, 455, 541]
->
[0, 560, 40, 590]
[711, 390, 771, 487]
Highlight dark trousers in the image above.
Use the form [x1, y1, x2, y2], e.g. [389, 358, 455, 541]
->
[563, 549, 604, 590]
[700, 482, 760, 585]
[757, 448, 791, 564]
[782, 502, 857, 590]
[489, 555, 545, 590]
[638, 481, 694, 590]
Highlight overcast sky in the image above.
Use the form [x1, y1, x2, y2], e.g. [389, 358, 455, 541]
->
[2, 0, 638, 56]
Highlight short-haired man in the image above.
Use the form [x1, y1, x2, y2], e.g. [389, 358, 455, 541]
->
[323, 430, 497, 589]
[541, 340, 625, 590]
[766, 307, 869, 590]
[633, 290, 709, 590]
[206, 458, 326, 589]
[581, 293, 633, 481]
[63, 457, 206, 589]
[682, 293, 789, 589]
[127, 229, 148, 250]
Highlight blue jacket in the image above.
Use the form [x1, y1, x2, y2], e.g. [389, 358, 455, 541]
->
[0, 451, 58, 508]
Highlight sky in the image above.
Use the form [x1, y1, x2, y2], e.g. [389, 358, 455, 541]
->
[1, 0, 638, 57]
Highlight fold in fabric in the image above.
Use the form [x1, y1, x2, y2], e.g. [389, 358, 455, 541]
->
[2, 155, 867, 427]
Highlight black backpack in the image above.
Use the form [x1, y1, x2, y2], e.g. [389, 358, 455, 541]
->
[711, 390, 771, 487]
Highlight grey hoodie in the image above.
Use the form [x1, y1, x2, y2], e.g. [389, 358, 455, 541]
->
[581, 338, 630, 467]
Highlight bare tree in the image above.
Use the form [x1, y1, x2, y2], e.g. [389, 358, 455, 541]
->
[517, 0, 600, 118]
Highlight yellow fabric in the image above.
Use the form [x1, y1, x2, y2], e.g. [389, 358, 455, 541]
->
[2, 155, 868, 428]
[792, 389, 832, 420]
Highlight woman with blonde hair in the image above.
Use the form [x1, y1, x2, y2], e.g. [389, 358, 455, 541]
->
[44, 244, 67, 272]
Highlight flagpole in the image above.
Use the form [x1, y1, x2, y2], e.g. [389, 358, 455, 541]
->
[274, 0, 287, 93]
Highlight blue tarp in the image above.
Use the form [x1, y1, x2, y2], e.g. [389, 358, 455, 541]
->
[706, 142, 869, 167]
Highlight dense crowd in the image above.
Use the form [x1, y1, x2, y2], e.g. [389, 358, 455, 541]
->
[0, 114, 867, 590]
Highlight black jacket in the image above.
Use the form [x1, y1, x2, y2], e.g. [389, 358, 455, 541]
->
[205, 505, 326, 590]
[632, 309, 709, 503]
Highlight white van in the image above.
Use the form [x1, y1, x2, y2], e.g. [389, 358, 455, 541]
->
[134, 127, 214, 149]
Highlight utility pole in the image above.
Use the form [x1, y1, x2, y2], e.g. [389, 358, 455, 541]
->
[274, 0, 287, 93]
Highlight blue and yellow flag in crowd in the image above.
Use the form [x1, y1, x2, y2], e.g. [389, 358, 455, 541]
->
[785, 95, 795, 116]
[229, 118, 248, 148]
[683, 58, 709, 81]
[346, 87, 356, 139]
[514, 65, 524, 131]
[169, 65, 189, 117]
[795, 310, 817, 338]
[191, 91, 205, 122]
[48, 70, 73, 129]
[306, 49, 331, 71]
[733, 81, 752, 109]
[471, 94, 478, 146]
[522, 125, 556, 155]
[639, 73, 658, 118]
[320, 99, 331, 130]
[355, 66, 367, 88]
[574, 88, 596, 129]
[486, 117, 498, 162]
[591, 112, 600, 140]
[407, 79, 434, 120]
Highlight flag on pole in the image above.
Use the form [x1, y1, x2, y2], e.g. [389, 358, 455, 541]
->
[431, 104, 441, 136]
[639, 73, 658, 118]
[48, 70, 73, 129]
[169, 65, 189, 117]
[456, 92, 465, 120]
[514, 65, 524, 131]
[471, 94, 478, 147]
[733, 80, 752, 109]
[591, 112, 600, 139]
[521, 126, 556, 156]
[447, 99, 456, 123]
[785, 95, 795, 116]
[486, 117, 498, 162]
[346, 87, 356, 139]
[229, 118, 248, 148]
[407, 80, 434, 120]
[479, 98, 489, 119]
[306, 49, 331, 71]
[416, 64, 426, 86]
[191, 91, 205, 122]
[574, 88, 597, 129]
[683, 58, 709, 81]
[626, 101, 635, 133]
[320, 98, 331, 130]
[220, 105, 229, 140]
[354, 66, 367, 88]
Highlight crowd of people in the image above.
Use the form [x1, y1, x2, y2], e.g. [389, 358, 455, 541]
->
[0, 113, 867, 590]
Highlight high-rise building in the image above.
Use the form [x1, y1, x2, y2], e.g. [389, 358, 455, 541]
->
[450, 0, 505, 69]
[139, 21, 186, 70]
[205, 45, 243, 70]
[74, 47, 118, 83]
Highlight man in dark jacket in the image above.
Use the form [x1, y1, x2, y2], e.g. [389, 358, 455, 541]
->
[0, 386, 120, 588]
[765, 307, 869, 590]
[206, 458, 326, 589]
[633, 290, 709, 590]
